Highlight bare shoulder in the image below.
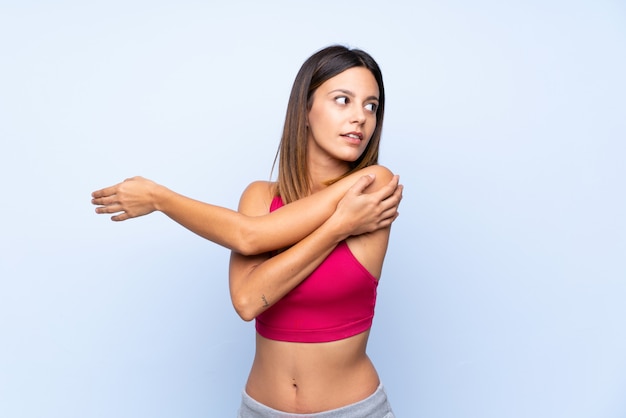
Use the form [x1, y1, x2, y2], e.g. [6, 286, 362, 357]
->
[342, 165, 395, 192]
[357, 165, 396, 194]
[361, 164, 394, 179]
[238, 181, 277, 216]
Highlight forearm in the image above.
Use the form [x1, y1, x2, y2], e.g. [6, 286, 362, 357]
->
[154, 185, 250, 252]
[155, 168, 384, 255]
[93, 165, 398, 255]
[229, 216, 348, 321]
[153, 183, 340, 255]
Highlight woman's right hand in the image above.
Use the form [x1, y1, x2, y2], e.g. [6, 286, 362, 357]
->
[332, 172, 403, 237]
[91, 176, 163, 221]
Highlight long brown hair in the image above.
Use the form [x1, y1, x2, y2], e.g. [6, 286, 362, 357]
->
[273, 45, 386, 204]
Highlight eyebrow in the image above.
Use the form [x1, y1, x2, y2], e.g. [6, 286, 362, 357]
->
[328, 89, 379, 102]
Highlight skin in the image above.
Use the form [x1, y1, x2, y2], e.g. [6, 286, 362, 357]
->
[91, 169, 402, 256]
[230, 67, 394, 413]
[91, 66, 403, 414]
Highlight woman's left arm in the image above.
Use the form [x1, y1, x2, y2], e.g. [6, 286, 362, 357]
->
[228, 170, 395, 321]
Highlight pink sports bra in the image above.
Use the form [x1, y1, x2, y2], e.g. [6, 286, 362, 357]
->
[255, 195, 379, 343]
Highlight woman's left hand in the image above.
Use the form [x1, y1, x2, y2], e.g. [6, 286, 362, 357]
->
[332, 173, 403, 237]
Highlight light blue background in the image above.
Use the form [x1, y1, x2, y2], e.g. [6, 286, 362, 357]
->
[1, 1, 625, 417]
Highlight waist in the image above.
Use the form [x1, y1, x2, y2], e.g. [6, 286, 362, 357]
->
[245, 331, 379, 413]
[240, 384, 392, 417]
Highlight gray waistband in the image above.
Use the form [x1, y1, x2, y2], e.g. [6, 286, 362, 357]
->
[238, 384, 394, 417]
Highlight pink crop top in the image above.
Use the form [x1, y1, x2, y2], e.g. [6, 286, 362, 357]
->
[255, 196, 379, 343]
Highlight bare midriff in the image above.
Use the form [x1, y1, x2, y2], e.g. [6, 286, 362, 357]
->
[245, 330, 379, 414]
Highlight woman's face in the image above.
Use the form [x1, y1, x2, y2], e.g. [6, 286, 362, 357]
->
[306, 66, 379, 170]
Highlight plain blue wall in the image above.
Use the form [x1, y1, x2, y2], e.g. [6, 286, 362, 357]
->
[1, 1, 624, 417]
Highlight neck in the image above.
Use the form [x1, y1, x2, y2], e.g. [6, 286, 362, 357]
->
[307, 159, 350, 194]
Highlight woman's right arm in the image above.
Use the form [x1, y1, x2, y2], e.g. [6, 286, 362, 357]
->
[91, 165, 402, 255]
[229, 167, 397, 320]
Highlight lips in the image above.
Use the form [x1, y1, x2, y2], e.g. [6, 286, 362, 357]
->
[342, 132, 363, 141]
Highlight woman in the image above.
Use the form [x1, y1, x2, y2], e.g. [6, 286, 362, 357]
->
[92, 45, 401, 417]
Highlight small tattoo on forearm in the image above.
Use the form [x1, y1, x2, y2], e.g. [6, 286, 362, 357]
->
[261, 294, 270, 308]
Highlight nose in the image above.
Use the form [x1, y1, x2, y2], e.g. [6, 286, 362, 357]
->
[351, 106, 366, 125]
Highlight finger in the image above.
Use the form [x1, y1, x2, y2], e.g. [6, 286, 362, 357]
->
[378, 211, 400, 228]
[347, 174, 376, 195]
[94, 203, 124, 214]
[386, 213, 401, 228]
[91, 184, 120, 199]
[382, 184, 403, 208]
[111, 212, 129, 222]
[388, 183, 404, 203]
[380, 206, 400, 222]
[378, 184, 403, 211]
[373, 175, 399, 200]
[91, 195, 118, 206]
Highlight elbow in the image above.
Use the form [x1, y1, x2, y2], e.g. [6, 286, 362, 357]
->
[233, 222, 261, 256]
[237, 307, 257, 323]
[240, 312, 256, 322]
[231, 294, 258, 322]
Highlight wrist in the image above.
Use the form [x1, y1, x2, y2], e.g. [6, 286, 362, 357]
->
[325, 214, 351, 243]
[151, 184, 171, 212]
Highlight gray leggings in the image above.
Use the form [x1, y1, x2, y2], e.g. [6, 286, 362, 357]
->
[237, 384, 395, 418]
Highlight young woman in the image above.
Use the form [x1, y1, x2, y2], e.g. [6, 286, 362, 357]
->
[92, 45, 401, 417]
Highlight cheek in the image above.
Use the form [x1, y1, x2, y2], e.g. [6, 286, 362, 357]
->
[306, 107, 325, 132]
[363, 122, 377, 147]
[366, 118, 377, 136]
[310, 113, 335, 136]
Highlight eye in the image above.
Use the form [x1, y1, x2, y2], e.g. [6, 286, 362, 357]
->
[364, 103, 378, 112]
[334, 96, 348, 105]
